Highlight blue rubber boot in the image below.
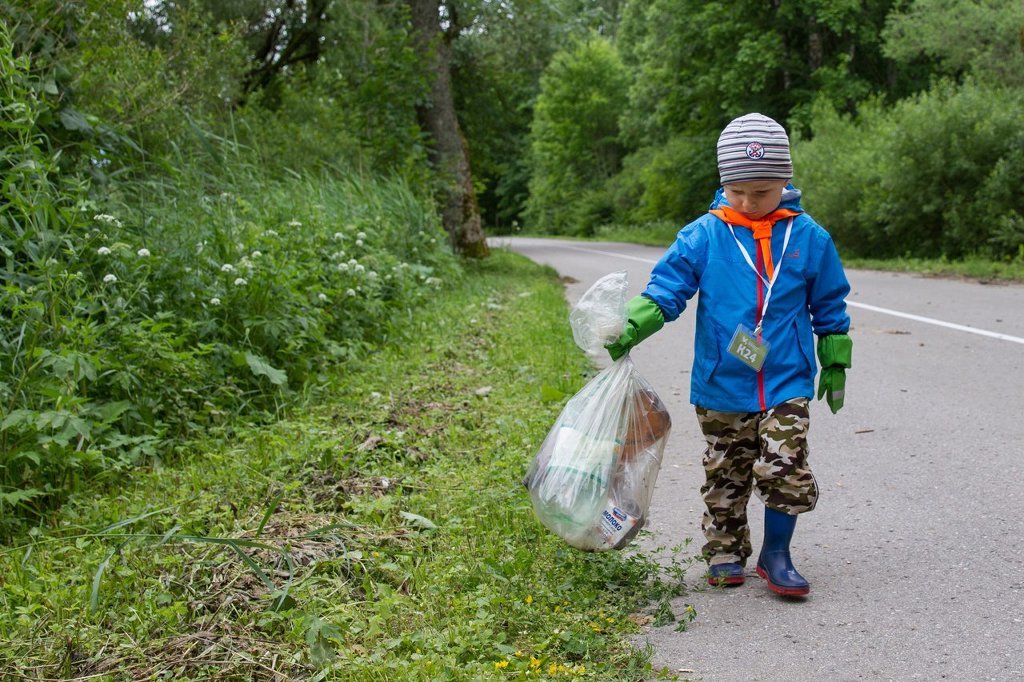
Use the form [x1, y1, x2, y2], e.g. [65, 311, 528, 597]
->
[755, 507, 810, 596]
[707, 562, 745, 587]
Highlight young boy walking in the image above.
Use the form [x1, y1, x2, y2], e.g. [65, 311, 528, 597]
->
[607, 113, 852, 597]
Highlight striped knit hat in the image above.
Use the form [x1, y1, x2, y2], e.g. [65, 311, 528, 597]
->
[717, 113, 792, 185]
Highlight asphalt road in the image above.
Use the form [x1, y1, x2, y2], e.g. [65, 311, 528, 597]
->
[493, 236, 1024, 682]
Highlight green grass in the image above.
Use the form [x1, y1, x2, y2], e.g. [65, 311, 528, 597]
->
[840, 255, 1024, 283]
[0, 251, 698, 681]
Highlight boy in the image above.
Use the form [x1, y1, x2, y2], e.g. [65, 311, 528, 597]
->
[606, 113, 852, 597]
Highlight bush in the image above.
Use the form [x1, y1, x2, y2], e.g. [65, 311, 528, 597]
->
[796, 82, 1024, 260]
[524, 35, 629, 235]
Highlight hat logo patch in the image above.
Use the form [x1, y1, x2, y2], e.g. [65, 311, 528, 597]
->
[745, 142, 765, 160]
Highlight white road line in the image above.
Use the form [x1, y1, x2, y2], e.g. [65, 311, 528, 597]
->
[561, 244, 661, 265]
[560, 244, 1024, 346]
[847, 301, 1024, 345]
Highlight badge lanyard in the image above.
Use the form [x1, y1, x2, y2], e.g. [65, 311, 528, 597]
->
[727, 218, 794, 337]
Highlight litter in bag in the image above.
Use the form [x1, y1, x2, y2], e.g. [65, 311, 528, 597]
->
[524, 272, 671, 551]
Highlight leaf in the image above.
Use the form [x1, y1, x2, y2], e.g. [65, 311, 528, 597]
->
[178, 535, 278, 591]
[400, 511, 437, 530]
[59, 108, 92, 133]
[96, 507, 170, 534]
[256, 489, 285, 537]
[306, 617, 342, 665]
[244, 352, 287, 386]
[540, 385, 566, 402]
[0, 409, 34, 431]
[90, 539, 131, 613]
[92, 400, 133, 423]
[0, 488, 43, 506]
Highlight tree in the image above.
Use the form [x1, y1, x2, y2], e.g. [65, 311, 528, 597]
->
[881, 0, 1024, 88]
[525, 35, 629, 234]
[407, 0, 488, 258]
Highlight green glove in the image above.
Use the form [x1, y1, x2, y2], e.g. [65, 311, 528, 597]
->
[606, 295, 665, 361]
[816, 333, 852, 414]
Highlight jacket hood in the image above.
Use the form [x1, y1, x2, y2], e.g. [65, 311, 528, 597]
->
[709, 184, 804, 212]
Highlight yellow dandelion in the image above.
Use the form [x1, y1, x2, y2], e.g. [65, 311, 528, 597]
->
[530, 656, 542, 670]
[494, 660, 509, 670]
[525, 594, 533, 604]
[514, 650, 524, 657]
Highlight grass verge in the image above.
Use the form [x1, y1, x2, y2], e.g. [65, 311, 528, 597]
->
[0, 251, 698, 681]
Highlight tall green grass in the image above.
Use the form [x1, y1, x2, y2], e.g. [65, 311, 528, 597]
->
[0, 21, 459, 534]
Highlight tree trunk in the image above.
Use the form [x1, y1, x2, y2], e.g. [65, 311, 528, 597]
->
[406, 0, 489, 258]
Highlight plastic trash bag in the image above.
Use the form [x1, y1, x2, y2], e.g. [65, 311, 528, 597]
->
[524, 272, 671, 551]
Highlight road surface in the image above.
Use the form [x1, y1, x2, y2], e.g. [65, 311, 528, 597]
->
[495, 236, 1024, 682]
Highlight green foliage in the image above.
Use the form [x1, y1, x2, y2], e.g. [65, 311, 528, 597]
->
[586, 0, 905, 231]
[0, 1, 453, 527]
[0, 252, 701, 679]
[232, 0, 430, 179]
[1, 155, 457, 533]
[882, 0, 1024, 88]
[525, 34, 629, 235]
[452, 0, 626, 231]
[796, 82, 1024, 260]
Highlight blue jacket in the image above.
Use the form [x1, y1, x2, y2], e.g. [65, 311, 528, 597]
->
[643, 186, 850, 412]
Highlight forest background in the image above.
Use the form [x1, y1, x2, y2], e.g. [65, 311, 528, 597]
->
[1, 0, 1023, 677]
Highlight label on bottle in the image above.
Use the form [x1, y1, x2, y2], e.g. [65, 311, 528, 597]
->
[597, 502, 640, 549]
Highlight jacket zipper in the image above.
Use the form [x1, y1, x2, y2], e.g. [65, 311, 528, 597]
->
[755, 242, 767, 412]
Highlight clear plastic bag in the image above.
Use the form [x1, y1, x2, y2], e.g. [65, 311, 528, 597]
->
[524, 272, 671, 551]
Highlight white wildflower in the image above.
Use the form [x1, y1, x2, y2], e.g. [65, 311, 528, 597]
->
[263, 229, 279, 238]
[347, 258, 358, 266]
[354, 263, 365, 273]
[221, 263, 235, 273]
[97, 246, 111, 256]
[425, 277, 442, 287]
[94, 214, 122, 228]
[367, 270, 378, 279]
[251, 250, 262, 258]
[137, 248, 150, 258]
[210, 297, 221, 306]
[234, 277, 247, 286]
[345, 288, 357, 297]
[288, 220, 303, 227]
[430, 238, 437, 244]
[103, 273, 117, 284]
[357, 231, 367, 240]
[318, 293, 328, 302]
[333, 232, 344, 241]
[355, 239, 364, 247]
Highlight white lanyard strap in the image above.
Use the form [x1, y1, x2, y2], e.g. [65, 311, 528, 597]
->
[727, 217, 794, 335]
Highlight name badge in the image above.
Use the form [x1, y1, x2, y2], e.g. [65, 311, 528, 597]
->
[728, 324, 769, 371]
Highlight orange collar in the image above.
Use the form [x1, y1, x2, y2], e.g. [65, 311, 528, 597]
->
[709, 206, 801, 279]
[709, 206, 801, 240]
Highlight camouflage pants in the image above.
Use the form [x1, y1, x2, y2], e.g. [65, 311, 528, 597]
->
[696, 398, 818, 566]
